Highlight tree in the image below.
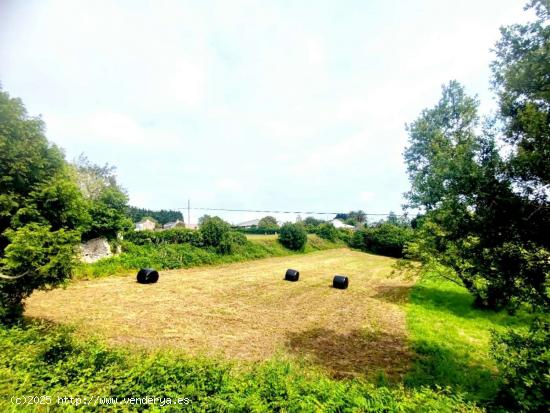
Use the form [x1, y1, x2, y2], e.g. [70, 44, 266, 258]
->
[199, 216, 231, 247]
[303, 217, 324, 228]
[492, 0, 550, 192]
[258, 216, 278, 229]
[127, 206, 183, 225]
[317, 223, 338, 241]
[336, 211, 367, 226]
[404, 81, 549, 310]
[0, 89, 88, 322]
[278, 223, 307, 251]
[73, 156, 132, 240]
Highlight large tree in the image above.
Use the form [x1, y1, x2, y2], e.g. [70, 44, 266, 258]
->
[73, 155, 131, 240]
[404, 79, 549, 310]
[0, 89, 89, 321]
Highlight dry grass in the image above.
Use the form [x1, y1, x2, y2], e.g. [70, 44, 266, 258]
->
[244, 233, 278, 240]
[25, 248, 414, 379]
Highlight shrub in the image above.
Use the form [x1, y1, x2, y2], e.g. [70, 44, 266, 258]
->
[258, 216, 279, 230]
[0, 322, 484, 413]
[1, 224, 80, 322]
[199, 216, 231, 247]
[350, 223, 414, 258]
[217, 231, 248, 255]
[491, 318, 550, 412]
[124, 228, 203, 247]
[336, 228, 353, 244]
[317, 223, 338, 241]
[278, 223, 307, 251]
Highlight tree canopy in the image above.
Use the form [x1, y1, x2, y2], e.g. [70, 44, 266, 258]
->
[404, 2, 550, 311]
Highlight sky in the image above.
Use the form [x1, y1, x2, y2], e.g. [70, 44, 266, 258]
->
[0, 0, 531, 224]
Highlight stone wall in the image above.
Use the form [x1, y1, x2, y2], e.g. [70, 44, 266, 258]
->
[80, 237, 112, 263]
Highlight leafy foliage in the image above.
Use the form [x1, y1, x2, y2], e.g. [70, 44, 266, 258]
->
[199, 216, 231, 247]
[404, 80, 549, 310]
[491, 318, 550, 412]
[257, 215, 279, 229]
[126, 206, 183, 225]
[316, 223, 338, 242]
[278, 223, 308, 251]
[73, 156, 132, 240]
[125, 228, 204, 246]
[217, 231, 248, 255]
[0, 322, 483, 413]
[491, 0, 550, 191]
[0, 224, 79, 322]
[335, 210, 367, 226]
[0, 89, 89, 322]
[351, 222, 414, 258]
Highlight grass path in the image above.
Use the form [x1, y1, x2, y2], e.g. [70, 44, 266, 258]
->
[25, 248, 414, 380]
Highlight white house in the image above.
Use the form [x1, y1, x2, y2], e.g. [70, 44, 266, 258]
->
[163, 219, 185, 229]
[135, 218, 156, 231]
[330, 219, 354, 229]
[235, 219, 260, 228]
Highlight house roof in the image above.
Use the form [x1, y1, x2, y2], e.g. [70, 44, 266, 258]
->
[331, 219, 354, 229]
[235, 219, 260, 227]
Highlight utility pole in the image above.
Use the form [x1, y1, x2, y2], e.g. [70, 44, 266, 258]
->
[187, 199, 190, 227]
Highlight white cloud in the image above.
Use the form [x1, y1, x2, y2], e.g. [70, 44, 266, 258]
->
[359, 191, 376, 203]
[0, 0, 530, 219]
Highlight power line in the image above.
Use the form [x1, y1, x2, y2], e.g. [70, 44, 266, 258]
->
[175, 206, 403, 216]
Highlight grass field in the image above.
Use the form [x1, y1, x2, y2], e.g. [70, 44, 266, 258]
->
[244, 233, 278, 240]
[13, 248, 532, 410]
[25, 248, 414, 380]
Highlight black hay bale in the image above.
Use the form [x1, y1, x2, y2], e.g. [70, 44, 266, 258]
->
[137, 268, 159, 284]
[285, 268, 300, 282]
[333, 275, 349, 289]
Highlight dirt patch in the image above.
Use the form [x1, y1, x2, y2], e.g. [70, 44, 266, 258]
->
[25, 248, 413, 379]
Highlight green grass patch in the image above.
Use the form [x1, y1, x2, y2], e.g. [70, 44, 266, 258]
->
[75, 236, 343, 279]
[405, 275, 533, 404]
[1, 321, 483, 412]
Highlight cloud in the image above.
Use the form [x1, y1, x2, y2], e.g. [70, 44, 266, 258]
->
[0, 0, 529, 219]
[359, 191, 376, 203]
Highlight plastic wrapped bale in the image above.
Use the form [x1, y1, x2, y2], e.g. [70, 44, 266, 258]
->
[333, 275, 349, 289]
[285, 269, 300, 282]
[137, 268, 159, 284]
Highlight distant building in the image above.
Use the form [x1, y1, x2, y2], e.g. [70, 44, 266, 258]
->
[235, 219, 260, 228]
[330, 219, 354, 229]
[135, 218, 156, 231]
[185, 223, 198, 230]
[163, 219, 185, 229]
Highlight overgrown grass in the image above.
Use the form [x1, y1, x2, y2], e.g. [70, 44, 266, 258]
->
[405, 275, 534, 404]
[1, 321, 483, 412]
[75, 236, 342, 279]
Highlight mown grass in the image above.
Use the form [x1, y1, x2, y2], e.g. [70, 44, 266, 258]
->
[75, 235, 342, 279]
[405, 276, 533, 404]
[26, 249, 412, 380]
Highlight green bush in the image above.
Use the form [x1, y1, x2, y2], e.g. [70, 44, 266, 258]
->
[491, 318, 550, 412]
[278, 223, 307, 251]
[316, 223, 338, 241]
[124, 228, 203, 247]
[0, 322, 484, 413]
[350, 223, 414, 258]
[336, 228, 353, 244]
[0, 224, 79, 322]
[199, 216, 231, 247]
[217, 231, 247, 255]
